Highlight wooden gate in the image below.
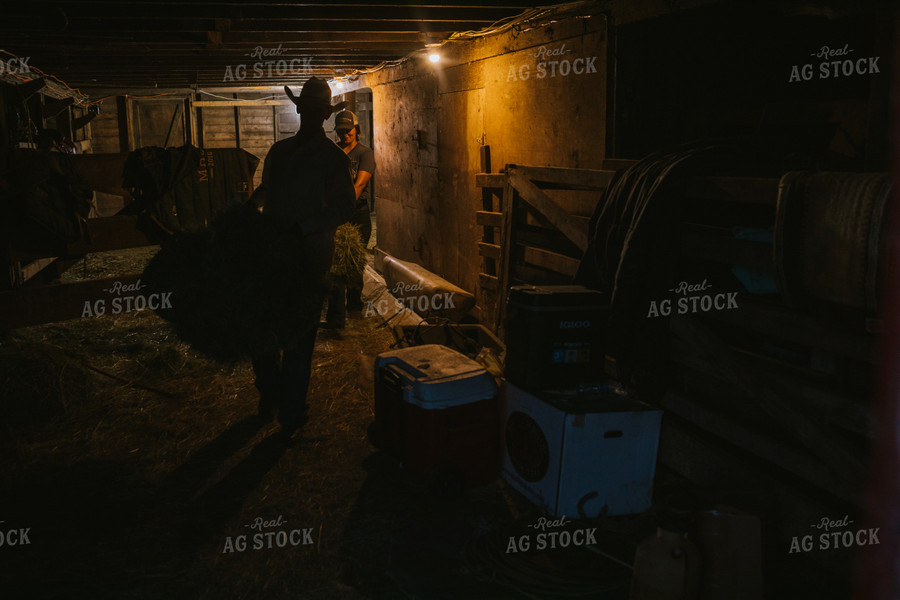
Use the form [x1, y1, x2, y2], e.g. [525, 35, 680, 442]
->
[475, 162, 630, 335]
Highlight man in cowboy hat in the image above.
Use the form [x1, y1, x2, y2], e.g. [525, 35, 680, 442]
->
[251, 76, 356, 437]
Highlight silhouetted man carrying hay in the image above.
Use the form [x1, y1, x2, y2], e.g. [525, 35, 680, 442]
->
[252, 78, 356, 435]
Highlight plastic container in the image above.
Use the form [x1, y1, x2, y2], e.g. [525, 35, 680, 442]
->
[630, 527, 703, 600]
[504, 284, 609, 391]
[500, 380, 662, 517]
[373, 344, 499, 490]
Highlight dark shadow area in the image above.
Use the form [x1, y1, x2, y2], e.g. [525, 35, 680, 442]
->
[178, 428, 289, 547]
[337, 451, 631, 599]
[0, 416, 283, 600]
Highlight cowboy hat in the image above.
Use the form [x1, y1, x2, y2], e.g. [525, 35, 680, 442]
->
[284, 77, 349, 114]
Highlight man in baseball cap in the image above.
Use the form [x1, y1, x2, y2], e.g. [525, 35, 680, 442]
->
[324, 109, 376, 328]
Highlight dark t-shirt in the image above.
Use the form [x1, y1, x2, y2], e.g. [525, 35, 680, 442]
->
[346, 143, 375, 206]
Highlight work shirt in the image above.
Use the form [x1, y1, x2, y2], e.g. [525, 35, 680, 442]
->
[262, 128, 356, 236]
[345, 142, 375, 207]
[261, 128, 356, 273]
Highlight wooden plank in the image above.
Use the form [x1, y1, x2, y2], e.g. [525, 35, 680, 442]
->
[661, 391, 859, 503]
[701, 296, 876, 363]
[511, 165, 617, 190]
[510, 263, 572, 287]
[0, 273, 146, 330]
[523, 246, 579, 278]
[520, 190, 599, 219]
[494, 179, 517, 336]
[670, 314, 867, 490]
[18, 258, 58, 285]
[686, 176, 779, 205]
[195, 95, 204, 148]
[475, 173, 505, 188]
[478, 273, 498, 292]
[480, 145, 491, 174]
[43, 96, 74, 119]
[659, 416, 859, 518]
[116, 95, 130, 152]
[68, 216, 159, 255]
[184, 97, 196, 148]
[672, 339, 872, 439]
[193, 100, 294, 108]
[16, 217, 159, 260]
[475, 210, 503, 228]
[516, 226, 584, 258]
[19, 258, 83, 289]
[524, 208, 591, 232]
[732, 348, 873, 439]
[481, 176, 497, 272]
[478, 242, 501, 260]
[508, 169, 589, 252]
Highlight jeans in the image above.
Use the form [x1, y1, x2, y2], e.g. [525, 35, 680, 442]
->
[251, 324, 318, 428]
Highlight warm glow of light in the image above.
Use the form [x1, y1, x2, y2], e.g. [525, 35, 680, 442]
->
[428, 53, 440, 63]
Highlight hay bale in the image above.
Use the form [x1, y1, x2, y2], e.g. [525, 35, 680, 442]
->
[330, 223, 366, 283]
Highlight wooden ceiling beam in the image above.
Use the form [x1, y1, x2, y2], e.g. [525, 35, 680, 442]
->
[4, 18, 490, 33]
[1, 4, 526, 21]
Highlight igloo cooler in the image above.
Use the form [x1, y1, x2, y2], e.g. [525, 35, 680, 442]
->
[504, 284, 609, 391]
[373, 344, 500, 490]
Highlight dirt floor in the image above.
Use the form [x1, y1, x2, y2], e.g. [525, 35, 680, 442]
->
[0, 247, 633, 600]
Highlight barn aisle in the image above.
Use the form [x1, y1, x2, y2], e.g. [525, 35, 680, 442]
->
[0, 247, 628, 599]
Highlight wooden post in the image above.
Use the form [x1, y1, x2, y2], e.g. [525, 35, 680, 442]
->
[183, 97, 194, 147]
[116, 95, 130, 153]
[233, 93, 241, 148]
[494, 177, 517, 338]
[195, 92, 204, 148]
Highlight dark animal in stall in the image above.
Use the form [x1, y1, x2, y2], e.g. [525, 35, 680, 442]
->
[141, 202, 326, 363]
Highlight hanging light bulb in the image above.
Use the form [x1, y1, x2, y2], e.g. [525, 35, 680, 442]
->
[425, 34, 444, 65]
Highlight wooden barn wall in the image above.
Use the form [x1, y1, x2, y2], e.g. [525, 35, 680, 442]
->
[87, 103, 122, 154]
[365, 14, 608, 293]
[84, 92, 309, 200]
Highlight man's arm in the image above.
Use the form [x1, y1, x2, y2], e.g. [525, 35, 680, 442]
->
[353, 146, 376, 201]
[353, 170, 373, 201]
